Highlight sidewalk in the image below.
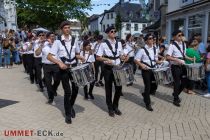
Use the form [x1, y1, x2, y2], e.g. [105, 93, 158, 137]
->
[0, 66, 210, 140]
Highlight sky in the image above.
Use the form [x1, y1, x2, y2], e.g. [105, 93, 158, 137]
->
[87, 0, 148, 16]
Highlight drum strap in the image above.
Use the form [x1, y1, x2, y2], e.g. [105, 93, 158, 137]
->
[141, 47, 156, 68]
[104, 39, 119, 59]
[173, 41, 185, 60]
[60, 37, 76, 63]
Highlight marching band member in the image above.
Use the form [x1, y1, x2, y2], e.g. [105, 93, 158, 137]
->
[47, 21, 85, 124]
[96, 26, 127, 117]
[134, 33, 163, 111]
[125, 34, 136, 75]
[166, 30, 194, 107]
[34, 31, 45, 92]
[93, 35, 104, 87]
[80, 40, 95, 100]
[23, 36, 35, 84]
[35, 32, 60, 104]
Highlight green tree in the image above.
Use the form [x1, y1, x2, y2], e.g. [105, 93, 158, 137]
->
[115, 13, 122, 38]
[16, 0, 91, 30]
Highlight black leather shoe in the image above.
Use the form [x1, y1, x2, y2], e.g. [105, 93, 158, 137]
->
[89, 94, 94, 100]
[95, 82, 100, 87]
[39, 88, 44, 92]
[47, 99, 53, 104]
[150, 91, 156, 95]
[146, 105, 153, 111]
[114, 108, 122, 115]
[126, 82, 133, 86]
[177, 98, 181, 103]
[108, 110, 115, 117]
[71, 108, 76, 118]
[54, 91, 57, 96]
[65, 115, 72, 124]
[173, 100, 180, 107]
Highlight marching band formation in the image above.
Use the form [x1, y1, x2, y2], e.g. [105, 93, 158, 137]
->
[9, 21, 208, 124]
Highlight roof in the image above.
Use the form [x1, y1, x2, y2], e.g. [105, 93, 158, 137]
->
[101, 2, 148, 23]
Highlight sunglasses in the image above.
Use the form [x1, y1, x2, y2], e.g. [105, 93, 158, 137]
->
[178, 34, 183, 37]
[39, 34, 45, 37]
[148, 37, 153, 40]
[110, 30, 116, 33]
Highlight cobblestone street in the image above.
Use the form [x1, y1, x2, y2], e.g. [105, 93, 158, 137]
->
[0, 66, 210, 140]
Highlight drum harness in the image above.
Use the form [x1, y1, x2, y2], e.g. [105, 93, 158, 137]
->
[141, 46, 157, 69]
[59, 36, 76, 66]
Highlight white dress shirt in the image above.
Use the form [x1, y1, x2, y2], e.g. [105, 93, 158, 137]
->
[79, 51, 95, 63]
[134, 44, 158, 67]
[50, 35, 80, 64]
[166, 41, 186, 65]
[23, 42, 33, 54]
[34, 40, 44, 58]
[96, 39, 123, 65]
[42, 41, 56, 64]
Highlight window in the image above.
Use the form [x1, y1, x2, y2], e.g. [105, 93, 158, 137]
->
[134, 24, 138, 31]
[126, 24, 131, 31]
[107, 14, 109, 19]
[111, 24, 114, 27]
[188, 13, 204, 39]
[143, 24, 146, 28]
[111, 13, 113, 19]
[107, 24, 109, 28]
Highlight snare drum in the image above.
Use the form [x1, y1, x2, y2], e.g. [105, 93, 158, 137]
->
[70, 63, 95, 87]
[152, 67, 173, 85]
[185, 63, 205, 81]
[112, 64, 134, 86]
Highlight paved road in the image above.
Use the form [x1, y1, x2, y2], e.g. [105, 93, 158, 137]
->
[0, 66, 210, 140]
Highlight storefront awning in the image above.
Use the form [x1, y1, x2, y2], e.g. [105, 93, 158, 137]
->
[142, 19, 160, 33]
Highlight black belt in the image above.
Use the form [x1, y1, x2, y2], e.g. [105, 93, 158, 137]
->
[104, 56, 120, 60]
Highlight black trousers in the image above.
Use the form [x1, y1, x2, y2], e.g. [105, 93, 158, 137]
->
[43, 64, 60, 100]
[22, 54, 28, 73]
[127, 57, 136, 74]
[25, 54, 35, 82]
[84, 82, 95, 96]
[34, 57, 43, 88]
[104, 65, 122, 111]
[171, 65, 187, 100]
[142, 70, 158, 106]
[60, 68, 79, 116]
[94, 60, 104, 82]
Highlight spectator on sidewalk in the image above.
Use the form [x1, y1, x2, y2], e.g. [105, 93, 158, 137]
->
[204, 45, 210, 97]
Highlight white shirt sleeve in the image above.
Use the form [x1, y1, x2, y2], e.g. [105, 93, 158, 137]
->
[166, 44, 174, 56]
[96, 43, 104, 57]
[134, 49, 143, 61]
[118, 42, 124, 56]
[89, 55, 95, 62]
[50, 40, 60, 56]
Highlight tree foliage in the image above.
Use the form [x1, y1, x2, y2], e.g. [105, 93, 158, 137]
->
[16, 0, 91, 30]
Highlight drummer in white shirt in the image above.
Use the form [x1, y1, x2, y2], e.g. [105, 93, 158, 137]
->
[34, 31, 45, 92]
[35, 32, 60, 104]
[125, 34, 136, 75]
[96, 26, 128, 117]
[47, 21, 85, 124]
[134, 33, 163, 111]
[166, 30, 194, 107]
[80, 40, 95, 100]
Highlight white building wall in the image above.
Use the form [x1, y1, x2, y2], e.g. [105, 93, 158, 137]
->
[167, 0, 180, 13]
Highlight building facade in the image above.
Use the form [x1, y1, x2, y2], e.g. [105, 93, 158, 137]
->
[166, 0, 210, 43]
[88, 0, 149, 39]
[0, 0, 17, 31]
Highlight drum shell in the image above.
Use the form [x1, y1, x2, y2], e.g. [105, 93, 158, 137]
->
[152, 67, 173, 85]
[185, 63, 205, 81]
[112, 64, 134, 86]
[70, 63, 95, 87]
